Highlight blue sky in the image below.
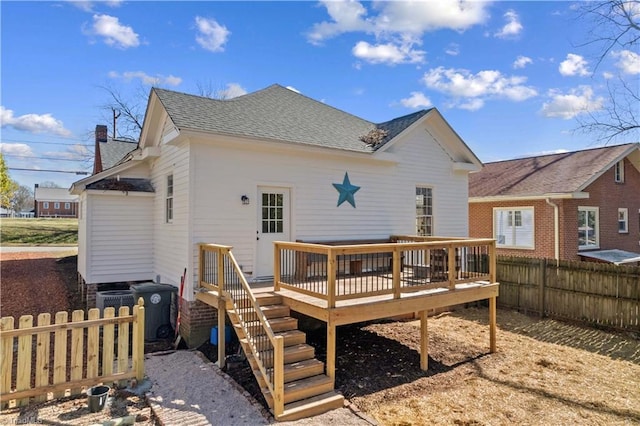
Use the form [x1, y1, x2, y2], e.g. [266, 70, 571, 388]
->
[1, 1, 638, 191]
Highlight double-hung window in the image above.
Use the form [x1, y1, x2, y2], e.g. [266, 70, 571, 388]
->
[578, 207, 599, 249]
[614, 160, 624, 183]
[415, 187, 433, 236]
[54, 202, 60, 209]
[618, 208, 628, 233]
[43, 202, 49, 209]
[166, 174, 173, 223]
[493, 207, 534, 249]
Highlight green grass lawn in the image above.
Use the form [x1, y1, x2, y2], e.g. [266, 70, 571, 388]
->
[0, 218, 78, 245]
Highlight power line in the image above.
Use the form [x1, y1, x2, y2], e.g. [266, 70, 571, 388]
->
[0, 138, 93, 147]
[9, 167, 90, 175]
[3, 154, 90, 162]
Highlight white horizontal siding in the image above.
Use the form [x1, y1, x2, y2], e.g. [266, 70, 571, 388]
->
[85, 193, 154, 283]
[149, 141, 190, 288]
[77, 193, 88, 281]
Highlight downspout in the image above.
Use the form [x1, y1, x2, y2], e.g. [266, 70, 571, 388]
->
[545, 198, 559, 261]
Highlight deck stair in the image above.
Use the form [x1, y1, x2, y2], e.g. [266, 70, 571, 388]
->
[227, 292, 344, 421]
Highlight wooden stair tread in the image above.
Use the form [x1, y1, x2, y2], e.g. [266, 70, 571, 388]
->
[276, 391, 345, 422]
[264, 374, 335, 406]
[253, 358, 325, 386]
[237, 316, 298, 333]
[245, 343, 315, 368]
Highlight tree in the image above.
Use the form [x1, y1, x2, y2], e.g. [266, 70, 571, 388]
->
[38, 181, 62, 188]
[576, 0, 640, 142]
[11, 185, 34, 213]
[0, 153, 18, 209]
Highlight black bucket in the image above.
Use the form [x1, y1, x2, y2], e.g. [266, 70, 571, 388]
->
[87, 385, 110, 412]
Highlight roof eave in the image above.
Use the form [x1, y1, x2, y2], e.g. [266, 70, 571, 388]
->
[577, 143, 640, 191]
[70, 160, 142, 195]
[469, 192, 590, 203]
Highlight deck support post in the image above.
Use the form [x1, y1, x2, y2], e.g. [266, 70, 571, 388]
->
[419, 310, 428, 371]
[326, 322, 336, 384]
[217, 299, 226, 368]
[489, 296, 497, 353]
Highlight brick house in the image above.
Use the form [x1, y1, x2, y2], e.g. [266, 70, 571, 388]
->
[469, 143, 640, 262]
[34, 186, 79, 218]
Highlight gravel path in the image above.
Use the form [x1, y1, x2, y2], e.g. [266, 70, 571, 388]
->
[145, 350, 374, 426]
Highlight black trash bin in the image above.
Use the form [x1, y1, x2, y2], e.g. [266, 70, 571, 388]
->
[130, 282, 177, 341]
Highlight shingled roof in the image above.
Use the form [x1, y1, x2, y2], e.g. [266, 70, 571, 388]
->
[153, 85, 433, 153]
[469, 143, 639, 198]
[98, 138, 138, 170]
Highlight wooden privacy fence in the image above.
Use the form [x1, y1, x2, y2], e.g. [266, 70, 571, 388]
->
[497, 256, 640, 331]
[0, 300, 145, 409]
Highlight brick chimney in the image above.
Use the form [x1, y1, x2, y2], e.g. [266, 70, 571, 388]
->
[93, 124, 108, 175]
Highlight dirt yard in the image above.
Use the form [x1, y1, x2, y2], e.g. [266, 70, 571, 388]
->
[2, 251, 639, 425]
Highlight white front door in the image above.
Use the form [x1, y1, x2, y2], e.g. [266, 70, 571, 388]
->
[255, 187, 290, 279]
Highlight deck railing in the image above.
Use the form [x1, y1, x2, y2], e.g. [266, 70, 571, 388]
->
[274, 236, 496, 307]
[198, 244, 285, 417]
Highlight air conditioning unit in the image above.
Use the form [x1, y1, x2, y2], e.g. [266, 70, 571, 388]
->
[96, 290, 135, 313]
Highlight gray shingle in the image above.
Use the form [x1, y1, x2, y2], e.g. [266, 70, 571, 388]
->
[86, 177, 154, 193]
[99, 139, 138, 169]
[153, 85, 427, 153]
[469, 143, 638, 197]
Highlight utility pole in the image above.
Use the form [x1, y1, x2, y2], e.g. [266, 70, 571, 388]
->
[112, 108, 121, 139]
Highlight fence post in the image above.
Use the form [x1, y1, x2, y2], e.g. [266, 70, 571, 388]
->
[274, 243, 281, 291]
[327, 248, 336, 308]
[133, 298, 145, 381]
[393, 248, 401, 299]
[539, 258, 547, 317]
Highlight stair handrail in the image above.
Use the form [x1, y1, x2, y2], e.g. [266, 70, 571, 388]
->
[218, 247, 285, 417]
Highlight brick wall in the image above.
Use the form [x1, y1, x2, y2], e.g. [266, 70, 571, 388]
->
[36, 201, 79, 218]
[179, 299, 218, 348]
[470, 157, 640, 261]
[469, 199, 557, 259]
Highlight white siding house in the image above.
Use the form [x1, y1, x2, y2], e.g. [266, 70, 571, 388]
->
[71, 84, 482, 345]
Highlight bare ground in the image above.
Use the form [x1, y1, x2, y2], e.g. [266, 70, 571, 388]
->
[2, 251, 639, 425]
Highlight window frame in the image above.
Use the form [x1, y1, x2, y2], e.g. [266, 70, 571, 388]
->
[64, 202, 70, 209]
[618, 208, 628, 233]
[578, 206, 600, 250]
[493, 207, 535, 249]
[165, 174, 174, 223]
[415, 186, 433, 236]
[614, 160, 625, 183]
[43, 202, 49, 209]
[54, 202, 60, 209]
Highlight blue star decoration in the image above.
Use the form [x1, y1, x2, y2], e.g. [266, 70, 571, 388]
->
[333, 172, 360, 208]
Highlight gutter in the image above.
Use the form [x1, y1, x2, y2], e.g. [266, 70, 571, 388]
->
[545, 198, 560, 261]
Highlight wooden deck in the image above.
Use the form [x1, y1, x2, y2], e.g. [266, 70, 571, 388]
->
[197, 237, 499, 420]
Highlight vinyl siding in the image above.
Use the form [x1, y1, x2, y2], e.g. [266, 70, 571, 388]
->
[149, 141, 190, 287]
[188, 120, 471, 277]
[84, 193, 153, 283]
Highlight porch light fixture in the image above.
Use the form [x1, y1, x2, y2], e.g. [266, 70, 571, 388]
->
[241, 195, 250, 205]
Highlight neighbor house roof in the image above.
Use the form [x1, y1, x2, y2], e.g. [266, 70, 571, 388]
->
[152, 85, 433, 153]
[97, 138, 138, 171]
[35, 187, 78, 202]
[469, 143, 640, 200]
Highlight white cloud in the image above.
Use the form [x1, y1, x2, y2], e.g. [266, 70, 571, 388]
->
[352, 40, 425, 65]
[495, 9, 523, 38]
[0, 143, 33, 157]
[559, 53, 589, 76]
[400, 92, 432, 109]
[108, 71, 182, 86]
[72, 1, 122, 12]
[218, 83, 247, 99]
[195, 16, 230, 52]
[0, 106, 72, 136]
[612, 50, 640, 75]
[459, 98, 485, 111]
[421, 67, 537, 109]
[445, 43, 460, 56]
[307, 0, 372, 45]
[89, 14, 139, 49]
[285, 86, 301, 94]
[307, 1, 490, 65]
[540, 86, 604, 119]
[513, 55, 532, 69]
[45, 144, 90, 161]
